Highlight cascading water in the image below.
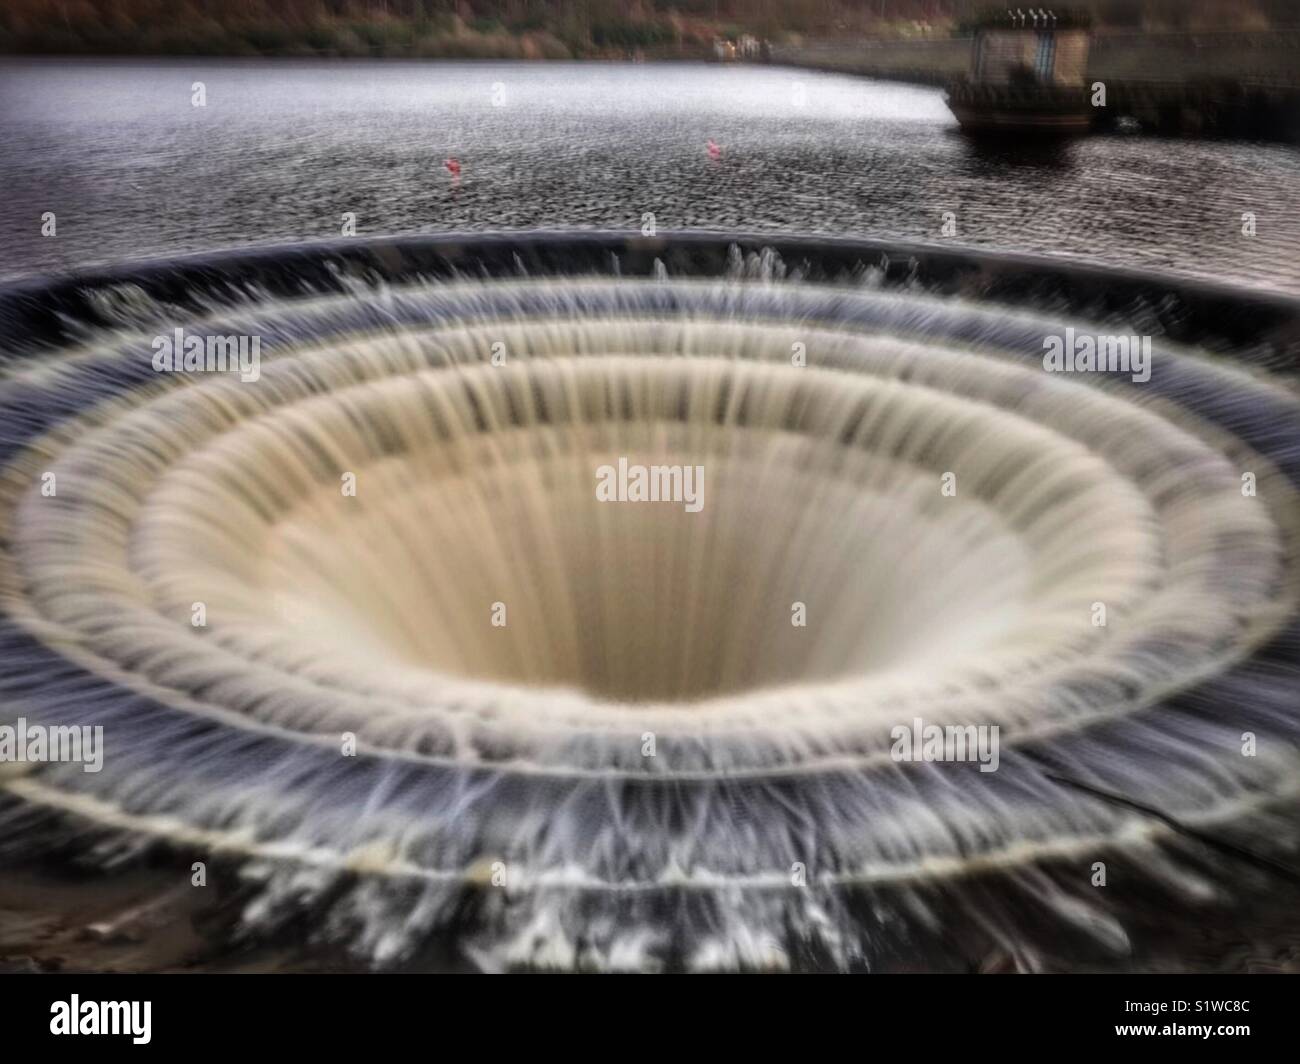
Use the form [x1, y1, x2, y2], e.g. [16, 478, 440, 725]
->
[0, 232, 1296, 972]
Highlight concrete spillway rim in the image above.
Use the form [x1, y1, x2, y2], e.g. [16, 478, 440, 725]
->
[1, 228, 1297, 320]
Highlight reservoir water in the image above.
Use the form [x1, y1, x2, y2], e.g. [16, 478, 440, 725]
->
[1, 57, 1298, 292]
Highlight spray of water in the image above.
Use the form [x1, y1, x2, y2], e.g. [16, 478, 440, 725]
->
[0, 243, 1297, 970]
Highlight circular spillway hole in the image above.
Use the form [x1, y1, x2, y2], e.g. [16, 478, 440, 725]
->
[129, 351, 1158, 706]
[260, 429, 1032, 702]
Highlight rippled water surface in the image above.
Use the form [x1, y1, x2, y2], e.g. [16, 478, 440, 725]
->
[2, 57, 1298, 291]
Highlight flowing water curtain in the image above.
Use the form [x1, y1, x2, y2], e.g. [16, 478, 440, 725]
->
[0, 255, 1296, 971]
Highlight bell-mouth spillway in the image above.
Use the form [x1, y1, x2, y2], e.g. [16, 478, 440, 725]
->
[0, 230, 1297, 972]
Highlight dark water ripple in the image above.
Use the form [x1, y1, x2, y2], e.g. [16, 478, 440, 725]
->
[1, 58, 1298, 293]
